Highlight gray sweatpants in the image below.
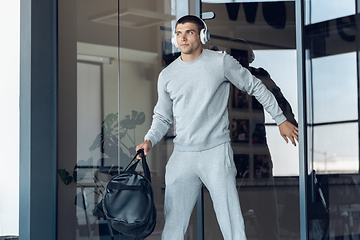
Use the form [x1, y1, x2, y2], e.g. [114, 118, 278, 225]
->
[162, 142, 247, 240]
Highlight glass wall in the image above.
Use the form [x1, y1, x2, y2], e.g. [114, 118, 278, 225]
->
[57, 0, 301, 239]
[118, 0, 179, 238]
[57, 0, 121, 239]
[304, 0, 360, 239]
[57, 0, 182, 239]
[32, 0, 360, 238]
[201, 1, 300, 239]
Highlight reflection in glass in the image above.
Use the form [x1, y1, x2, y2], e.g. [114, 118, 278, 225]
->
[305, 1, 360, 239]
[77, 62, 102, 171]
[252, 50, 298, 124]
[57, 0, 121, 239]
[307, 0, 355, 25]
[202, 1, 299, 239]
[59, 0, 302, 239]
[252, 50, 299, 176]
[312, 52, 358, 124]
[313, 123, 359, 174]
[119, 0, 177, 239]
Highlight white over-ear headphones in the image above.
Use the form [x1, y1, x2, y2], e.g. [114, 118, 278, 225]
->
[172, 16, 210, 48]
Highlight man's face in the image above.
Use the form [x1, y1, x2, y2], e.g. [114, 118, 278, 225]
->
[175, 22, 202, 55]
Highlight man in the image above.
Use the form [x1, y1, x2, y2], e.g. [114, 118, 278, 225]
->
[136, 15, 298, 240]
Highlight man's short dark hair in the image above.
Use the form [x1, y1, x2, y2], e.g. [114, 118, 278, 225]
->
[175, 15, 205, 34]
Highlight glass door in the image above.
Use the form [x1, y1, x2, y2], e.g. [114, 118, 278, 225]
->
[118, 0, 178, 238]
[201, 1, 300, 239]
[303, 0, 360, 239]
[57, 0, 120, 239]
[58, 0, 196, 238]
[58, 0, 303, 239]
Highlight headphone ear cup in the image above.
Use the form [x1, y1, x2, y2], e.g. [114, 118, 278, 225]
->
[172, 33, 178, 48]
[205, 30, 210, 43]
[200, 28, 210, 44]
[200, 29, 205, 44]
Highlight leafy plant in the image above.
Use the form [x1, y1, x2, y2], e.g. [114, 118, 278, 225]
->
[58, 111, 146, 209]
[89, 111, 145, 172]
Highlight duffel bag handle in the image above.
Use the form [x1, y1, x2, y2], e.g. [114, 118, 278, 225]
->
[124, 149, 151, 183]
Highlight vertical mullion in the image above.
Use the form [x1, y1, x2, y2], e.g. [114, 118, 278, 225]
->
[356, 0, 360, 175]
[20, 0, 58, 239]
[117, 0, 121, 173]
[197, 186, 204, 240]
[197, 0, 205, 237]
[296, 0, 308, 239]
[196, 1, 205, 239]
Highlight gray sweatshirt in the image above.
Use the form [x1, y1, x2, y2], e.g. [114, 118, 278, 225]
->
[144, 49, 286, 152]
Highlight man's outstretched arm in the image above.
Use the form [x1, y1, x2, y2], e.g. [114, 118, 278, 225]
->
[278, 120, 298, 146]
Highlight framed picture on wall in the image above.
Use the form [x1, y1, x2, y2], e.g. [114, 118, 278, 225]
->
[231, 119, 249, 143]
[252, 120, 266, 144]
[254, 154, 271, 178]
[231, 85, 249, 110]
[234, 154, 249, 178]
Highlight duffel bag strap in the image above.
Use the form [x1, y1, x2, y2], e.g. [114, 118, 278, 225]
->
[124, 150, 142, 172]
[141, 151, 151, 183]
[124, 149, 152, 183]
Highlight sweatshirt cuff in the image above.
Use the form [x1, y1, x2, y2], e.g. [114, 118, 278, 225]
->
[274, 114, 287, 126]
[144, 135, 157, 148]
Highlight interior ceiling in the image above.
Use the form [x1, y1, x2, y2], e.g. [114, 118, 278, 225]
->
[77, 0, 119, 47]
[77, 0, 296, 53]
[91, 7, 175, 29]
[77, 0, 173, 52]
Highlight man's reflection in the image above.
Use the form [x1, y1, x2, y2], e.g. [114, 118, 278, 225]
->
[212, 41, 297, 240]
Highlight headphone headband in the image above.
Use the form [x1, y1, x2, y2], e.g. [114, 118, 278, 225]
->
[172, 15, 210, 48]
[198, 17, 208, 35]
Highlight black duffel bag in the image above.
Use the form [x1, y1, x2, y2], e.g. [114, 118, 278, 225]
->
[94, 149, 156, 238]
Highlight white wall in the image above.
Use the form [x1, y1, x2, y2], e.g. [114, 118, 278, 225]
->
[119, 60, 158, 169]
[0, 0, 20, 236]
[77, 62, 102, 165]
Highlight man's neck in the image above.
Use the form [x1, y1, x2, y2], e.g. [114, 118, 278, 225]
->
[181, 48, 203, 62]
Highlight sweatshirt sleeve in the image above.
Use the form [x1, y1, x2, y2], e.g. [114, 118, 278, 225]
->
[223, 53, 286, 125]
[144, 73, 173, 147]
[252, 67, 298, 127]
